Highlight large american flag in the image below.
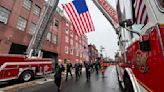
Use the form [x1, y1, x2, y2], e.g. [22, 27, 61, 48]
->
[62, 0, 95, 36]
[133, 0, 149, 25]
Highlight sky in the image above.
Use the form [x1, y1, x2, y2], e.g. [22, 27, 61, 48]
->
[58, 0, 119, 59]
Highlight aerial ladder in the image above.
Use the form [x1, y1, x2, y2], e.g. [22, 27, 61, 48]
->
[26, 0, 59, 58]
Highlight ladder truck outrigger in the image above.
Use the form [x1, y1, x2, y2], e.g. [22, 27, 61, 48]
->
[0, 0, 59, 82]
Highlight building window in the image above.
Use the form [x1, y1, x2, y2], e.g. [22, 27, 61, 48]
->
[29, 23, 36, 35]
[76, 42, 78, 49]
[70, 49, 73, 55]
[76, 49, 79, 56]
[34, 5, 41, 16]
[80, 52, 82, 58]
[76, 35, 78, 40]
[23, 0, 32, 10]
[70, 39, 73, 45]
[0, 6, 10, 24]
[46, 32, 51, 41]
[65, 36, 69, 43]
[66, 29, 69, 34]
[70, 31, 73, 37]
[66, 20, 69, 26]
[52, 35, 57, 44]
[65, 46, 69, 54]
[16, 17, 27, 31]
[53, 19, 59, 29]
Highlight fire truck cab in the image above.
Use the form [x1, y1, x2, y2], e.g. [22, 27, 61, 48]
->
[116, 0, 164, 92]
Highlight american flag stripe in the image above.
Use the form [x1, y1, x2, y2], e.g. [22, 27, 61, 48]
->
[136, 0, 142, 24]
[63, 0, 94, 36]
[82, 14, 89, 33]
[144, 15, 148, 25]
[88, 12, 95, 31]
[140, 5, 146, 24]
[134, 0, 149, 25]
[68, 3, 85, 35]
[64, 3, 81, 35]
[80, 14, 88, 33]
[86, 12, 94, 32]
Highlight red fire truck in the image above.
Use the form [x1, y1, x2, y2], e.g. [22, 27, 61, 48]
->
[116, 0, 164, 92]
[0, 0, 59, 82]
[93, 0, 164, 91]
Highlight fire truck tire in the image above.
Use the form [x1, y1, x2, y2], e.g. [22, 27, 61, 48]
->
[19, 70, 34, 82]
[123, 71, 134, 92]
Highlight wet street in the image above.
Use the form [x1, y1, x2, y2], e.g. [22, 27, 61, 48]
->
[18, 65, 123, 92]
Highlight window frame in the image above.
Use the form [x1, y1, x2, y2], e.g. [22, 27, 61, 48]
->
[66, 29, 69, 34]
[70, 48, 73, 55]
[53, 19, 59, 29]
[52, 35, 57, 44]
[0, 6, 10, 24]
[70, 39, 73, 45]
[34, 5, 41, 16]
[29, 22, 36, 35]
[16, 17, 27, 31]
[65, 46, 69, 54]
[23, 0, 32, 10]
[46, 32, 52, 41]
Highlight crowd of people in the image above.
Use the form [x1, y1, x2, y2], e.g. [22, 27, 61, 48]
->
[54, 60, 101, 92]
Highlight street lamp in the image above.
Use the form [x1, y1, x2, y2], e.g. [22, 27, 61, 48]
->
[100, 46, 105, 58]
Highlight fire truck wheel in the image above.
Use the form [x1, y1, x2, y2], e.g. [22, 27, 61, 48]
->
[19, 71, 34, 82]
[124, 72, 134, 92]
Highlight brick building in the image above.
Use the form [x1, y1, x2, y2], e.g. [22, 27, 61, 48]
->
[0, 0, 58, 63]
[0, 0, 88, 65]
[88, 44, 98, 62]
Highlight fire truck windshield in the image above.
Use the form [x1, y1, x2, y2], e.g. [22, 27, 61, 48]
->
[156, 0, 164, 12]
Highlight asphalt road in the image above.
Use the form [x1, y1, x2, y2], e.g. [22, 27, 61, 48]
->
[18, 65, 123, 92]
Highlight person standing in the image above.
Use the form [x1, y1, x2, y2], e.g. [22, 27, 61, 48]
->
[75, 63, 80, 80]
[79, 63, 83, 75]
[95, 62, 99, 74]
[65, 62, 73, 81]
[85, 62, 91, 81]
[54, 62, 65, 92]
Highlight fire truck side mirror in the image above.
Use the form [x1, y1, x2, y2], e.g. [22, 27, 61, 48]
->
[139, 40, 151, 51]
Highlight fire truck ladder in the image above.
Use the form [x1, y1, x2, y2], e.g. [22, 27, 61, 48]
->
[26, 0, 59, 57]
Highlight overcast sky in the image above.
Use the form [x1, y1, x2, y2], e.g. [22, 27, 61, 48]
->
[58, 0, 119, 59]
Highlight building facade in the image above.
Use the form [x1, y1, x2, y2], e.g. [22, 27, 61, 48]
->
[88, 44, 98, 62]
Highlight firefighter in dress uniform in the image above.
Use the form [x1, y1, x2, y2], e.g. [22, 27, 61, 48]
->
[54, 61, 65, 92]
[65, 62, 73, 81]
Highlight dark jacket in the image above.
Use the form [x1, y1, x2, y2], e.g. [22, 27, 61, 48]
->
[54, 64, 65, 78]
[66, 63, 72, 71]
[85, 63, 91, 72]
